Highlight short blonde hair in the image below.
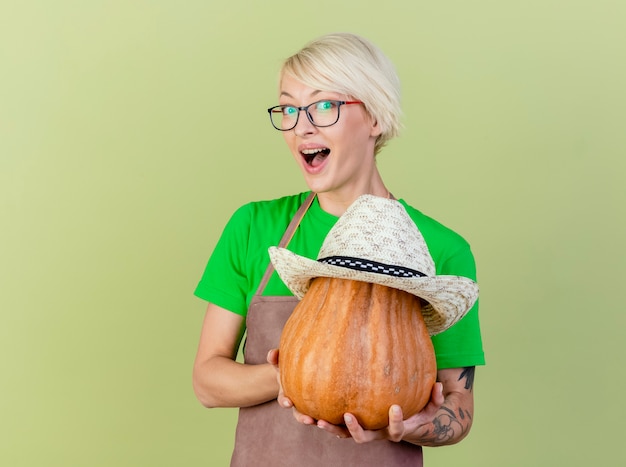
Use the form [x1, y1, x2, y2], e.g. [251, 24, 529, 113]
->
[280, 33, 402, 154]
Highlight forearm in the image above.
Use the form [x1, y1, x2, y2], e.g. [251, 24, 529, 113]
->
[403, 390, 473, 446]
[193, 355, 278, 408]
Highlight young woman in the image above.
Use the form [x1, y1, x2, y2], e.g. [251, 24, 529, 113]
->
[193, 32, 484, 466]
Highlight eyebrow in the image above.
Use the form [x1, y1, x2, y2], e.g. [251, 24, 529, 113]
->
[279, 90, 323, 98]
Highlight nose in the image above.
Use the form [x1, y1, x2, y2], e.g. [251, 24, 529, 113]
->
[293, 109, 317, 136]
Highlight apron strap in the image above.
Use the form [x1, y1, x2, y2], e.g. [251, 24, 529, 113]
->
[253, 192, 316, 297]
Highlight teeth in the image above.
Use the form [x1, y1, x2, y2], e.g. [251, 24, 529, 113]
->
[301, 148, 327, 155]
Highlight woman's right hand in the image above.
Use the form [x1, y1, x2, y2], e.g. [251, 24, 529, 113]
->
[267, 349, 317, 426]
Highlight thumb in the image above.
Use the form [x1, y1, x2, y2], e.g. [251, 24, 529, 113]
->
[431, 382, 445, 407]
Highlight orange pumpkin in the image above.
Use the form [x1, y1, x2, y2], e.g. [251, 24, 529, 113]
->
[279, 276, 437, 430]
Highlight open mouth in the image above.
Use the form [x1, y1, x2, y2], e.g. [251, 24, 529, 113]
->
[301, 147, 330, 167]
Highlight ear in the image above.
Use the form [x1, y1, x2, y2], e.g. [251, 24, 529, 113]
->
[370, 118, 383, 138]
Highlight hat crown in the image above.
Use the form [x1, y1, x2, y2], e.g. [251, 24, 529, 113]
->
[317, 195, 436, 276]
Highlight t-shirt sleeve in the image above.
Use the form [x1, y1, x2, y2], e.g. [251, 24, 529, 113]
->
[431, 240, 485, 369]
[194, 204, 252, 316]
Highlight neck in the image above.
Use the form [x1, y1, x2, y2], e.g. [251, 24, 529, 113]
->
[316, 176, 389, 216]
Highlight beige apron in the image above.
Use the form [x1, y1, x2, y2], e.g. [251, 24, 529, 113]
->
[230, 193, 423, 467]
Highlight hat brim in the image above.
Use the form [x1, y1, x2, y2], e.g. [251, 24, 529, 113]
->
[269, 246, 478, 336]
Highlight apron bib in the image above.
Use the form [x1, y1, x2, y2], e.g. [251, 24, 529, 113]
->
[230, 193, 423, 467]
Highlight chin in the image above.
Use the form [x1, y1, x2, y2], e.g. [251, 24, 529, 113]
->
[301, 178, 329, 195]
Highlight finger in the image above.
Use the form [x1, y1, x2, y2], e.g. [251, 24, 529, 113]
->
[387, 405, 405, 442]
[316, 419, 351, 438]
[277, 393, 292, 408]
[343, 413, 381, 444]
[276, 381, 292, 409]
[266, 348, 279, 366]
[293, 407, 316, 426]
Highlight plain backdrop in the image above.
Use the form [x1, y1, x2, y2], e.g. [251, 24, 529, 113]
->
[1, 1, 625, 466]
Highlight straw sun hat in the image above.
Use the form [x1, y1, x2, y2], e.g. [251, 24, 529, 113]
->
[268, 194, 479, 336]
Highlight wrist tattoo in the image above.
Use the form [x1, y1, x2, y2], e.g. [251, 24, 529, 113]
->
[421, 404, 472, 444]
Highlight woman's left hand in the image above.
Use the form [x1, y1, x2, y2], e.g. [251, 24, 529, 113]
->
[317, 367, 476, 446]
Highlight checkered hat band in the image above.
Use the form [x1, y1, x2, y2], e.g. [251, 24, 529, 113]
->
[318, 256, 427, 278]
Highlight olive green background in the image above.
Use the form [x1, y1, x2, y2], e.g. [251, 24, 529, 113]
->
[1, 1, 624, 466]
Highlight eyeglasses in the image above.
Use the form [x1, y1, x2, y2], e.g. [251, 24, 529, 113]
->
[267, 100, 363, 131]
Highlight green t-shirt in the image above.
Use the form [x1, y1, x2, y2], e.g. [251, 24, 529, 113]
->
[195, 192, 485, 369]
